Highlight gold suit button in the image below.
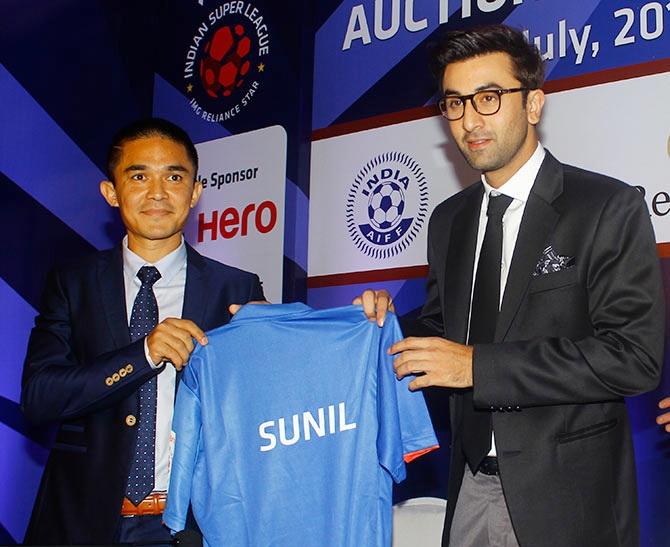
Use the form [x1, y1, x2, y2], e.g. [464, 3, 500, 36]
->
[125, 415, 137, 427]
[112, 373, 120, 382]
[125, 364, 134, 374]
[119, 368, 127, 377]
[105, 377, 113, 386]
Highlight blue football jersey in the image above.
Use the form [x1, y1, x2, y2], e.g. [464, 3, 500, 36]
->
[163, 303, 438, 547]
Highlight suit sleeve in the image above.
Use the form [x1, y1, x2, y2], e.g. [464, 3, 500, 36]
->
[474, 187, 665, 408]
[249, 273, 265, 302]
[21, 267, 159, 426]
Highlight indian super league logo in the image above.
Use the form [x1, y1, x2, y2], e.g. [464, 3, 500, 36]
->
[346, 152, 428, 259]
[183, 2, 270, 122]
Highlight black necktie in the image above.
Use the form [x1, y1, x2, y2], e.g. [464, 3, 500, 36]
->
[462, 193, 513, 474]
[126, 265, 161, 505]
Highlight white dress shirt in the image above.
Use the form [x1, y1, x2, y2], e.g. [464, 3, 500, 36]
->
[123, 236, 187, 493]
[467, 143, 546, 456]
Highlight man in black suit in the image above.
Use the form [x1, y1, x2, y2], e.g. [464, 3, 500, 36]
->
[21, 118, 264, 545]
[356, 25, 664, 546]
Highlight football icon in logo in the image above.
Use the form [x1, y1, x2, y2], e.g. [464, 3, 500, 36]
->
[346, 151, 428, 259]
[199, 24, 252, 98]
[367, 181, 405, 230]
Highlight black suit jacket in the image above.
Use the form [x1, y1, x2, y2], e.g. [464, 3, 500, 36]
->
[21, 243, 264, 545]
[413, 152, 664, 547]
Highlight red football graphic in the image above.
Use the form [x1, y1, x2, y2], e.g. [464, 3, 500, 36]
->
[199, 24, 252, 98]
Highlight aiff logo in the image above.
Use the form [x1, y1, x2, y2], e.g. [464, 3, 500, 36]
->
[346, 152, 428, 259]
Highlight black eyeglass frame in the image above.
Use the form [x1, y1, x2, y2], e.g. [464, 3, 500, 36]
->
[437, 87, 529, 121]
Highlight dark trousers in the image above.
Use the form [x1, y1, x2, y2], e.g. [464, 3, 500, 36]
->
[115, 514, 173, 546]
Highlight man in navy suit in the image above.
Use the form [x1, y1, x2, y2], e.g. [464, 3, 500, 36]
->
[21, 118, 264, 545]
[357, 25, 664, 547]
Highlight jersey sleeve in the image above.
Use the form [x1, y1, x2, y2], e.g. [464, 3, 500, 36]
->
[163, 355, 203, 533]
[377, 314, 439, 484]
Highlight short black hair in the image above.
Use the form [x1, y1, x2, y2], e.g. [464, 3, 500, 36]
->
[106, 118, 199, 181]
[430, 24, 545, 93]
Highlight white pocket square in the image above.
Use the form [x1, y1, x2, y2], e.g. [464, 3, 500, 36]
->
[533, 245, 575, 277]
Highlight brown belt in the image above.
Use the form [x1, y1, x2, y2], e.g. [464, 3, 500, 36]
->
[121, 492, 167, 516]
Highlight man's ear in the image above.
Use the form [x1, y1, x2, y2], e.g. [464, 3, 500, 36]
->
[190, 179, 203, 208]
[526, 89, 545, 126]
[100, 180, 119, 207]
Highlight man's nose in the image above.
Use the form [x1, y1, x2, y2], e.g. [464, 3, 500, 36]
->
[147, 178, 167, 199]
[461, 98, 484, 133]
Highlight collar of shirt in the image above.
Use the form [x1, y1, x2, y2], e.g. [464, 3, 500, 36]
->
[122, 235, 187, 288]
[480, 142, 546, 207]
[231, 302, 312, 323]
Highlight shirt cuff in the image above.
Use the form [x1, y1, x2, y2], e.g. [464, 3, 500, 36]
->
[144, 337, 162, 369]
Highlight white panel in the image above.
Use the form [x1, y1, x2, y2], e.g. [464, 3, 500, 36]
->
[184, 126, 287, 302]
[540, 72, 670, 242]
[309, 117, 478, 277]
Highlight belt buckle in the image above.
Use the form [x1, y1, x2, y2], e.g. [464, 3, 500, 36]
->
[478, 456, 499, 476]
[121, 493, 167, 517]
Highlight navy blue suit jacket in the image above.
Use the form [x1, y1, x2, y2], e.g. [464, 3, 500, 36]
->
[21, 243, 264, 544]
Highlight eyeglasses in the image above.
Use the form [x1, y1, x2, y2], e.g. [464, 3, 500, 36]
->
[437, 88, 528, 121]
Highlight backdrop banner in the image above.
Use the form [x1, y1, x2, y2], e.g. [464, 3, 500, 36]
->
[185, 126, 287, 303]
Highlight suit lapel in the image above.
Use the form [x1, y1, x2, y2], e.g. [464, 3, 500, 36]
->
[182, 243, 209, 327]
[495, 152, 563, 341]
[97, 243, 211, 347]
[178, 244, 210, 387]
[444, 185, 483, 344]
[98, 246, 131, 349]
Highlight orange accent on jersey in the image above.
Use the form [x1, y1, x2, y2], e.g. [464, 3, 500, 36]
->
[403, 444, 439, 463]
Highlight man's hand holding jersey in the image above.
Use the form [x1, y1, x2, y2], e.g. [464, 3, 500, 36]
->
[146, 318, 208, 371]
[228, 301, 269, 315]
[145, 301, 268, 370]
[353, 289, 474, 391]
[352, 289, 396, 327]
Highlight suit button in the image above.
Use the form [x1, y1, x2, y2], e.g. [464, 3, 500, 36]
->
[125, 364, 134, 374]
[119, 368, 127, 377]
[105, 377, 113, 386]
[112, 373, 120, 382]
[125, 415, 137, 427]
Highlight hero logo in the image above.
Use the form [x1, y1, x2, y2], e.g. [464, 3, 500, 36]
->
[197, 201, 277, 241]
[346, 152, 428, 259]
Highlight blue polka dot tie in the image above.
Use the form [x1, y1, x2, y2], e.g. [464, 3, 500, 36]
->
[126, 265, 161, 505]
